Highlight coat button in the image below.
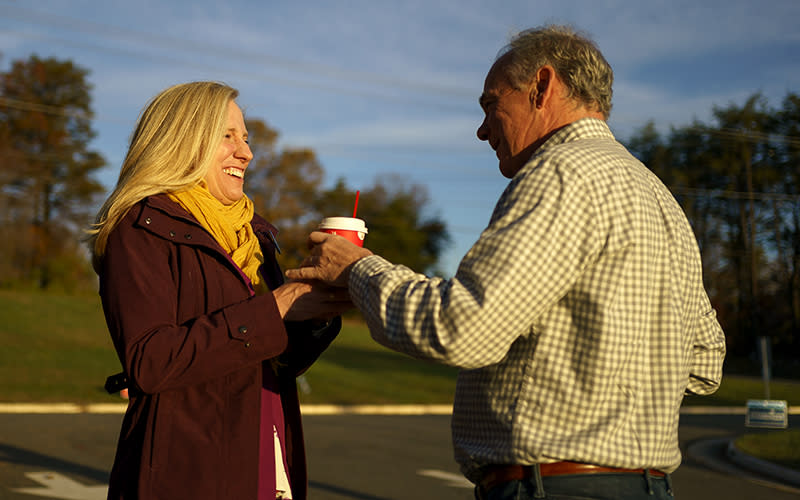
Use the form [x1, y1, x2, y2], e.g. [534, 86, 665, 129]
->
[244, 342, 251, 348]
[169, 231, 175, 237]
[184, 233, 192, 239]
[238, 326, 248, 335]
[145, 217, 152, 224]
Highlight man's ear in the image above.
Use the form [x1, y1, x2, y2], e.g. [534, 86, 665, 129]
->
[529, 66, 555, 108]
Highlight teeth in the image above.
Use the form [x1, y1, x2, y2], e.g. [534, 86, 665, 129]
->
[223, 167, 243, 178]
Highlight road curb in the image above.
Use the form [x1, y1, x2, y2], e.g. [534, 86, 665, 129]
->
[300, 404, 453, 415]
[0, 403, 455, 415]
[726, 440, 800, 488]
[0, 403, 130, 414]
[2, 404, 797, 415]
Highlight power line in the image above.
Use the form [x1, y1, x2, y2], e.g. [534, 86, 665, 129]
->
[672, 186, 800, 203]
[3, 2, 799, 170]
[0, 4, 476, 100]
[7, 87, 799, 151]
[0, 26, 476, 116]
[4, 5, 800, 145]
[0, 96, 90, 119]
[678, 125, 800, 149]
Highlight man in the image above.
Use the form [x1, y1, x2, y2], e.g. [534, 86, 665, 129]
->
[287, 25, 726, 500]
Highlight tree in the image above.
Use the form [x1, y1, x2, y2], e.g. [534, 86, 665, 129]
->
[243, 118, 450, 274]
[244, 118, 326, 270]
[0, 55, 105, 289]
[315, 175, 451, 275]
[773, 93, 800, 353]
[626, 91, 800, 368]
[708, 94, 774, 343]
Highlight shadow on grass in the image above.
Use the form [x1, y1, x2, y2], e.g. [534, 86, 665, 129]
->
[320, 343, 458, 379]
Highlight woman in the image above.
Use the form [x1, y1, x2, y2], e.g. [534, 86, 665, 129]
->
[87, 81, 349, 500]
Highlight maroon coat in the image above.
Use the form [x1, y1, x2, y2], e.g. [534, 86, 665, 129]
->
[99, 194, 339, 500]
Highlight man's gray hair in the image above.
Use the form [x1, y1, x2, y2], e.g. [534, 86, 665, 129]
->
[498, 25, 614, 119]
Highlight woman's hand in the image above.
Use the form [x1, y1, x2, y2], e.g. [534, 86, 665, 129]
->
[272, 280, 353, 322]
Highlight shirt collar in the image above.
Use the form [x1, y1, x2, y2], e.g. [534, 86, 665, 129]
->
[536, 117, 614, 154]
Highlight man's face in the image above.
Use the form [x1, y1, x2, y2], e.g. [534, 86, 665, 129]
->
[477, 59, 542, 178]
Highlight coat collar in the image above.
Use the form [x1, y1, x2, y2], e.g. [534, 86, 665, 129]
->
[138, 193, 280, 251]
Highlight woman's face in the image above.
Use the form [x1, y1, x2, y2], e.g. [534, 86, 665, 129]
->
[204, 100, 253, 205]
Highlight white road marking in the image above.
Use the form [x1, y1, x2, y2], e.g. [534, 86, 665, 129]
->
[12, 471, 107, 500]
[418, 469, 473, 488]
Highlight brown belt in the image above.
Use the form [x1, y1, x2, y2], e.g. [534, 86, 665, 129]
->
[480, 462, 666, 492]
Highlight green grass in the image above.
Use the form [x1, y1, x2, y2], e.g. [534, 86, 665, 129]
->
[0, 289, 456, 404]
[1, 288, 798, 410]
[735, 429, 800, 471]
[683, 374, 800, 407]
[0, 289, 122, 402]
[298, 319, 457, 405]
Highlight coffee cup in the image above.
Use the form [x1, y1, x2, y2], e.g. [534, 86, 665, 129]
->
[318, 217, 368, 247]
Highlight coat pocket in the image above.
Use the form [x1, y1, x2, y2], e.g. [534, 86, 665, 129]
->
[147, 395, 173, 471]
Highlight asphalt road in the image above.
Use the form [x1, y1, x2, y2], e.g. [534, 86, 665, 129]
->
[0, 411, 798, 499]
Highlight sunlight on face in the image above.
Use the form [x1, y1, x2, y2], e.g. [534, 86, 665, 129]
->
[204, 100, 253, 205]
[477, 57, 544, 178]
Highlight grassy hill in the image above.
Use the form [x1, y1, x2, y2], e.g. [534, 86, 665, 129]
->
[0, 289, 457, 404]
[1, 288, 798, 408]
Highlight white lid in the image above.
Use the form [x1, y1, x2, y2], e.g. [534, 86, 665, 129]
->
[318, 217, 368, 233]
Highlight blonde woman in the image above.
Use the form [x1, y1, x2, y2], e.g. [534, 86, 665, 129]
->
[88, 81, 349, 500]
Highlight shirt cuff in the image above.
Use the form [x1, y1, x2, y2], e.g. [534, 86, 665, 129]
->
[349, 254, 393, 299]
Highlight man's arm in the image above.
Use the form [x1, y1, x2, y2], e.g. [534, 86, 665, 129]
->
[686, 293, 726, 395]
[288, 165, 602, 369]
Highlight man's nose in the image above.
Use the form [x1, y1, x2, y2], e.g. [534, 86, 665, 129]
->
[477, 118, 489, 141]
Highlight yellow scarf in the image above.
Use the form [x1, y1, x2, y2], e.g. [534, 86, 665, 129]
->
[168, 182, 267, 294]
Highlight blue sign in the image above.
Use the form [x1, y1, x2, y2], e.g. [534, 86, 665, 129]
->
[745, 399, 788, 429]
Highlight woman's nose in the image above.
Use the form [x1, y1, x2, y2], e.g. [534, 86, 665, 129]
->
[236, 140, 253, 161]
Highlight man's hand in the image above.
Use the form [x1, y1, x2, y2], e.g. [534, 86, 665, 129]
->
[285, 231, 373, 287]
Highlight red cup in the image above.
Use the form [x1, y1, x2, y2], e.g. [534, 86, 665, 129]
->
[318, 217, 368, 247]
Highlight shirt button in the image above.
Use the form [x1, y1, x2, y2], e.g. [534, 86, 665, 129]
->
[184, 233, 192, 240]
[169, 231, 175, 237]
[244, 342, 251, 348]
[239, 326, 248, 335]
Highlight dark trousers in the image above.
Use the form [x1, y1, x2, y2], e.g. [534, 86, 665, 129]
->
[475, 466, 674, 500]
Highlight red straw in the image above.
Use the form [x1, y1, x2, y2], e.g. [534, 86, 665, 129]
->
[352, 190, 360, 218]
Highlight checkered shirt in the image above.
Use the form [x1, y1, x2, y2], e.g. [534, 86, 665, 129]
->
[349, 117, 726, 483]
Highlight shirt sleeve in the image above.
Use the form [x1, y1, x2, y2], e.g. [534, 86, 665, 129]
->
[349, 160, 602, 369]
[685, 292, 726, 395]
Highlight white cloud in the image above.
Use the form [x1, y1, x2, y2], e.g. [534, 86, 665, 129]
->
[286, 115, 483, 150]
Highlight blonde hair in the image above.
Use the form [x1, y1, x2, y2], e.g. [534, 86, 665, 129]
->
[87, 81, 239, 269]
[499, 25, 613, 119]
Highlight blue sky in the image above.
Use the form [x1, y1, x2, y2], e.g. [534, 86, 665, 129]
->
[2, 0, 799, 274]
